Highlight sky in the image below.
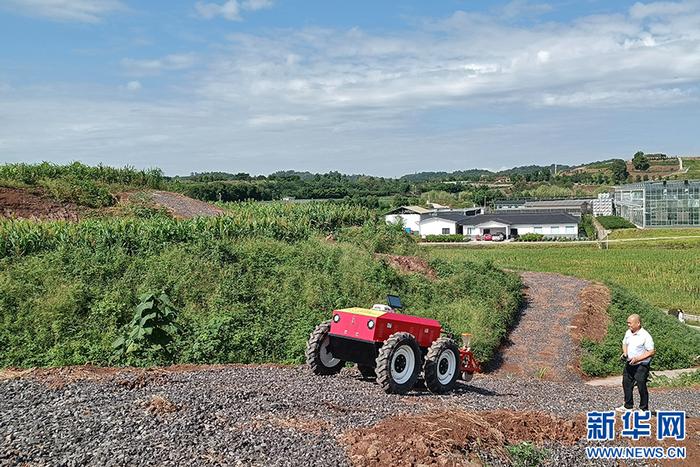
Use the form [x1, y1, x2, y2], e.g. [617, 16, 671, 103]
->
[1, 0, 700, 177]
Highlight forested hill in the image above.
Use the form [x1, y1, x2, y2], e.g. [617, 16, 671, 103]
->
[400, 164, 572, 182]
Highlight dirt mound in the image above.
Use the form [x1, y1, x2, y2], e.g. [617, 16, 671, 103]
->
[342, 410, 585, 466]
[0, 187, 84, 221]
[0, 363, 292, 388]
[376, 254, 437, 280]
[120, 191, 224, 219]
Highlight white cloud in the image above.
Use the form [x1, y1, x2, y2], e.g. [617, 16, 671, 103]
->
[248, 114, 309, 126]
[501, 0, 553, 19]
[0, 0, 125, 23]
[125, 80, 142, 91]
[630, 0, 698, 19]
[194, 2, 700, 113]
[540, 87, 693, 107]
[195, 1, 241, 21]
[195, 0, 274, 21]
[121, 54, 198, 76]
[242, 0, 274, 11]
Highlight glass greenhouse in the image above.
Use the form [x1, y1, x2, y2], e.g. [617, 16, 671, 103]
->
[614, 180, 700, 228]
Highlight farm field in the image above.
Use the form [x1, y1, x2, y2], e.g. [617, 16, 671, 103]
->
[0, 202, 522, 368]
[682, 157, 700, 179]
[427, 239, 700, 315]
[608, 227, 700, 239]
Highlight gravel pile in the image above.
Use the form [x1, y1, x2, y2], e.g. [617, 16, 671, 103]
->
[1, 366, 698, 466]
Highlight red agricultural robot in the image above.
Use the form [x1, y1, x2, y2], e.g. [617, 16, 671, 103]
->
[306, 296, 481, 394]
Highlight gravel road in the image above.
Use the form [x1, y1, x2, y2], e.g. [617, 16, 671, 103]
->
[491, 272, 590, 382]
[2, 366, 698, 466]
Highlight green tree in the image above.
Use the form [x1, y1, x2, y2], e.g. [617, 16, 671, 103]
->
[632, 151, 650, 170]
[610, 159, 629, 183]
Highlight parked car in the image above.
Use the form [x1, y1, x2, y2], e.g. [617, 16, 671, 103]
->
[481, 233, 493, 241]
[492, 232, 506, 242]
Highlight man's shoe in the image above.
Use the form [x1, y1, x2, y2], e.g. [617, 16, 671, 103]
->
[615, 405, 632, 412]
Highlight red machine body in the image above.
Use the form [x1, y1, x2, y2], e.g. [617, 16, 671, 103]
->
[307, 304, 482, 394]
[329, 307, 442, 347]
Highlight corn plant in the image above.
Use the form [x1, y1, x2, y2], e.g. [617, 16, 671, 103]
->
[112, 292, 181, 363]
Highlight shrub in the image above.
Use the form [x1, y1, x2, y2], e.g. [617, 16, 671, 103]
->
[580, 286, 700, 376]
[517, 233, 544, 242]
[424, 234, 468, 242]
[580, 214, 596, 239]
[112, 292, 181, 365]
[507, 442, 551, 467]
[39, 176, 115, 208]
[0, 236, 521, 367]
[649, 369, 700, 388]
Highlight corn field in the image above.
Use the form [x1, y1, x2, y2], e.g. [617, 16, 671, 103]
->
[0, 202, 378, 259]
[0, 161, 164, 188]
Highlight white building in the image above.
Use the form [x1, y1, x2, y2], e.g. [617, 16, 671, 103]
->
[592, 192, 614, 216]
[385, 206, 482, 235]
[384, 206, 432, 233]
[461, 213, 580, 238]
[418, 212, 470, 236]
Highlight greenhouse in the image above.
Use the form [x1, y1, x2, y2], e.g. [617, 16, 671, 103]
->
[614, 180, 700, 227]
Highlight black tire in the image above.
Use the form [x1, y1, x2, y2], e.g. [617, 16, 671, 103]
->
[375, 332, 421, 394]
[357, 364, 376, 379]
[306, 321, 344, 375]
[424, 337, 461, 394]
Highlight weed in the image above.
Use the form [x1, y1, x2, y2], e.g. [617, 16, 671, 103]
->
[506, 442, 551, 466]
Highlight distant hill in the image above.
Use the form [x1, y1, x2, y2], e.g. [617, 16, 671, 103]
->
[399, 169, 493, 182]
[399, 164, 569, 182]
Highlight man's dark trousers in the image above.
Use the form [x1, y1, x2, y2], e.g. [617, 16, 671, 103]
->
[623, 363, 650, 410]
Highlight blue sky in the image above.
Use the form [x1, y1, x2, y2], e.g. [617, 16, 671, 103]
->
[1, 0, 699, 176]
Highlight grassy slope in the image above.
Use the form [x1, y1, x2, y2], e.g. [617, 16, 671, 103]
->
[0, 223, 521, 368]
[609, 228, 700, 239]
[580, 287, 700, 376]
[681, 158, 700, 179]
[427, 239, 700, 314]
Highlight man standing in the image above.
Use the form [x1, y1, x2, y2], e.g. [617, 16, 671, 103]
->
[617, 314, 655, 412]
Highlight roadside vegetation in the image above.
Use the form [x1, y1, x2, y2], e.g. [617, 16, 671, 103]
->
[608, 227, 700, 239]
[0, 203, 521, 368]
[649, 369, 700, 388]
[428, 242, 700, 376]
[579, 287, 700, 376]
[428, 239, 700, 315]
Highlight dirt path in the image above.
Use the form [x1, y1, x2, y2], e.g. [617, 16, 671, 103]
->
[490, 272, 593, 382]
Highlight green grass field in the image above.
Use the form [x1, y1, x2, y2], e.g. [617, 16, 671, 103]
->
[426, 239, 700, 314]
[681, 158, 700, 179]
[608, 227, 700, 239]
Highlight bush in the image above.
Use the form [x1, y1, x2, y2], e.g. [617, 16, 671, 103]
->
[424, 234, 468, 242]
[517, 233, 544, 242]
[579, 286, 700, 376]
[112, 292, 181, 364]
[649, 369, 700, 388]
[580, 214, 596, 239]
[596, 216, 636, 230]
[39, 176, 115, 208]
[507, 442, 551, 467]
[0, 235, 521, 367]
